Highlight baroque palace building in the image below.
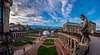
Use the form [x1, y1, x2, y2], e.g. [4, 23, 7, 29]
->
[63, 20, 82, 33]
[0, 0, 14, 55]
[63, 20, 96, 33]
[60, 20, 96, 55]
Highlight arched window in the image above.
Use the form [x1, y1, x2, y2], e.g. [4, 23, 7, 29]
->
[72, 40, 74, 49]
[76, 42, 78, 51]
[73, 28, 74, 31]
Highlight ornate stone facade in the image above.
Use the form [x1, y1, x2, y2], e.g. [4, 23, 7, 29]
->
[10, 31, 28, 40]
[63, 20, 82, 33]
[89, 21, 96, 33]
[63, 20, 96, 34]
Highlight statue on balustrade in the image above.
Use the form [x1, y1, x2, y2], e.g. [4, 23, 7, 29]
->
[80, 14, 90, 43]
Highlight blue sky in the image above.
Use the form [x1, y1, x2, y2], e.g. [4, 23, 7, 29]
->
[10, 0, 100, 30]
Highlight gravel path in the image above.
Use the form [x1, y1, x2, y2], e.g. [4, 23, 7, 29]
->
[88, 36, 100, 55]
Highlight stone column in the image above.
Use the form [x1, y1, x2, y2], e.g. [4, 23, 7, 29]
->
[74, 41, 76, 52]
[70, 39, 72, 49]
[3, 0, 13, 32]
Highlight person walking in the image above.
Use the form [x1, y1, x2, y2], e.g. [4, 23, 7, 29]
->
[23, 48, 25, 55]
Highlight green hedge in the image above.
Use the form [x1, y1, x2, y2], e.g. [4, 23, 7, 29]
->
[44, 39, 54, 42]
[38, 46, 57, 55]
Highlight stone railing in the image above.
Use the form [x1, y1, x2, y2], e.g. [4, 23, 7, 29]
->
[58, 32, 89, 55]
[90, 32, 100, 37]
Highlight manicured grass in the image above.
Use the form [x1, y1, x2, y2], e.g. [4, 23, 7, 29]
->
[13, 41, 27, 46]
[24, 40, 31, 42]
[28, 38, 37, 41]
[38, 46, 57, 55]
[48, 36, 59, 38]
[24, 38, 36, 42]
[44, 39, 54, 42]
[28, 34, 41, 37]
[43, 43, 54, 45]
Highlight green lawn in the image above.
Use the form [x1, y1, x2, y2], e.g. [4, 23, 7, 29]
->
[43, 43, 54, 45]
[44, 39, 54, 42]
[28, 34, 41, 37]
[48, 36, 59, 38]
[38, 46, 57, 55]
[28, 38, 37, 41]
[24, 40, 31, 42]
[13, 41, 27, 46]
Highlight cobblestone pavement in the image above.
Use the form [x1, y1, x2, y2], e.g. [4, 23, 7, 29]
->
[14, 36, 46, 55]
[88, 36, 100, 55]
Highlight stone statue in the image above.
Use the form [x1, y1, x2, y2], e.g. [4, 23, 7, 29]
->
[80, 14, 90, 44]
[4, 0, 13, 9]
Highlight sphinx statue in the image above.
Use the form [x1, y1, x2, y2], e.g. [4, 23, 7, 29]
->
[80, 14, 90, 44]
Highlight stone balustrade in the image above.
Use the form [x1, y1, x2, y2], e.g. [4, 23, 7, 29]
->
[58, 32, 89, 55]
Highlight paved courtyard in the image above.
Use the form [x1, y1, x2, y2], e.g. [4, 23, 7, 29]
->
[14, 35, 100, 55]
[88, 36, 100, 55]
[14, 36, 46, 55]
[24, 37, 66, 55]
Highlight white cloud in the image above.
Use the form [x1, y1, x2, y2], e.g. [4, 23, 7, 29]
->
[63, 4, 73, 18]
[96, 24, 100, 30]
[94, 19, 100, 30]
[10, 0, 46, 25]
[59, 0, 76, 18]
[60, 0, 68, 15]
[69, 17, 82, 23]
[10, 0, 76, 26]
[87, 10, 95, 15]
[60, 19, 67, 23]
